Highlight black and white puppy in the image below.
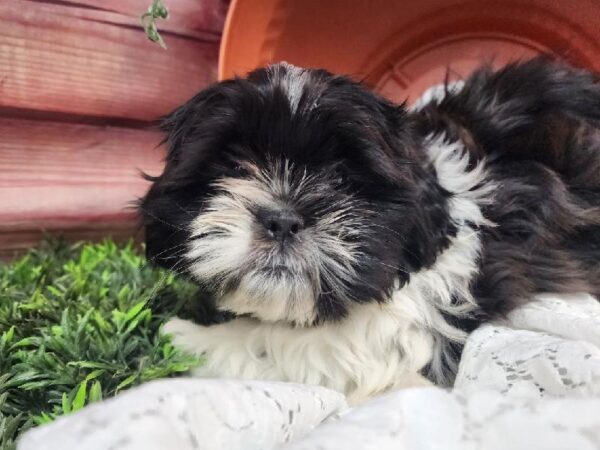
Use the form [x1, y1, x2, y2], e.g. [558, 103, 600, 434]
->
[140, 58, 600, 403]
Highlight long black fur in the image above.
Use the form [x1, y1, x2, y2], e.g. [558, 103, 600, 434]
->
[141, 65, 455, 322]
[141, 57, 600, 383]
[418, 58, 600, 317]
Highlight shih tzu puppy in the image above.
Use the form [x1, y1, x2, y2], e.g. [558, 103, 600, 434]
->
[140, 58, 600, 403]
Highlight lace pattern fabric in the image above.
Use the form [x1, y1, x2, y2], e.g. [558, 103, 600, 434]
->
[19, 294, 600, 450]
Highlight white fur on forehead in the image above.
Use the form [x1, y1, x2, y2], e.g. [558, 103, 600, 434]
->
[267, 62, 312, 114]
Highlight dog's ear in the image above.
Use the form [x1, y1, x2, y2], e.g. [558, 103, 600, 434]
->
[371, 100, 457, 271]
[341, 92, 455, 272]
[138, 181, 190, 271]
[360, 100, 423, 186]
[403, 165, 455, 272]
[139, 81, 235, 270]
[158, 83, 229, 173]
[345, 96, 455, 274]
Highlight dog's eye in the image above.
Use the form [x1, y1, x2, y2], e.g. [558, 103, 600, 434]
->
[333, 171, 348, 185]
[233, 164, 248, 175]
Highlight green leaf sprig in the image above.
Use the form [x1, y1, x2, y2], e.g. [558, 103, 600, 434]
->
[141, 0, 169, 49]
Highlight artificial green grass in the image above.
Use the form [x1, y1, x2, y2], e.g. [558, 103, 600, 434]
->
[0, 240, 202, 450]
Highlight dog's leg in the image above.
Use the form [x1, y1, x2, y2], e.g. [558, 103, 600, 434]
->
[163, 317, 267, 378]
[163, 314, 434, 402]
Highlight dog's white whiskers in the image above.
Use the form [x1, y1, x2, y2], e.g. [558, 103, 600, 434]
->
[183, 159, 375, 325]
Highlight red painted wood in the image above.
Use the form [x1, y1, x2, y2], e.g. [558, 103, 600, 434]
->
[0, 118, 166, 253]
[0, 0, 227, 253]
[0, 1, 219, 121]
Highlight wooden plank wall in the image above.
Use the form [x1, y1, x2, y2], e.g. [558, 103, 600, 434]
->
[0, 0, 227, 255]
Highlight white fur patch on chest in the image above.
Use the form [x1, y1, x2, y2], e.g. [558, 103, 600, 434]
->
[334, 133, 496, 386]
[386, 134, 496, 382]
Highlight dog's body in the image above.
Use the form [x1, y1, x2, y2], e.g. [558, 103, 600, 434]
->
[141, 59, 600, 403]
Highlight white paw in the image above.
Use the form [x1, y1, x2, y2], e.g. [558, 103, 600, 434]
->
[162, 317, 211, 357]
[402, 373, 435, 388]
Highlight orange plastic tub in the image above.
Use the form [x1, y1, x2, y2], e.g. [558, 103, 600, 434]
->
[218, 0, 600, 103]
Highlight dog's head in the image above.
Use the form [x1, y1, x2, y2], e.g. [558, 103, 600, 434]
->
[140, 63, 452, 325]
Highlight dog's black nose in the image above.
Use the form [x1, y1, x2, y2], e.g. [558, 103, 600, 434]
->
[258, 209, 304, 242]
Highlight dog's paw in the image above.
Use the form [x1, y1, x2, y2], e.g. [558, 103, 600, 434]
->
[162, 317, 211, 357]
[401, 373, 435, 388]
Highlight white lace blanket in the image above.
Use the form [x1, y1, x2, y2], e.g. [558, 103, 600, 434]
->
[19, 294, 600, 450]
